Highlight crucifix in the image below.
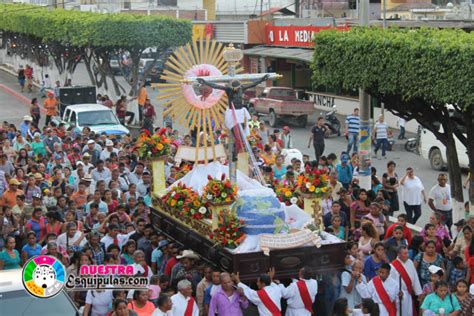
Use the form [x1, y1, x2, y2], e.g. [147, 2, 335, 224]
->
[184, 43, 281, 185]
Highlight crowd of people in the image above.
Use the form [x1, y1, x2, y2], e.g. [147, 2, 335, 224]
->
[0, 80, 473, 316]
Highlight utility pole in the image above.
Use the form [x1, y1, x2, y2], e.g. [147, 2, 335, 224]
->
[382, 0, 387, 28]
[295, 0, 300, 18]
[358, 0, 371, 190]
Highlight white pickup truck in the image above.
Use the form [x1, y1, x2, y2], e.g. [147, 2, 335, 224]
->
[57, 104, 130, 136]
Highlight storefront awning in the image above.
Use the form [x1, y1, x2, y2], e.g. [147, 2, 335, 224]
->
[243, 46, 314, 63]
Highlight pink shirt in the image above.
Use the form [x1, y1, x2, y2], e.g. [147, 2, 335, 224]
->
[149, 284, 161, 300]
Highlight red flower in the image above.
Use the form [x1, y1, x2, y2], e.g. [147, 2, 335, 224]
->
[175, 193, 181, 200]
[209, 233, 214, 239]
[207, 175, 213, 181]
[224, 181, 232, 189]
[314, 179, 320, 186]
[141, 129, 151, 136]
[221, 173, 225, 181]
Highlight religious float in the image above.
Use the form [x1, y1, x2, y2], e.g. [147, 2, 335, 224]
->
[146, 38, 346, 282]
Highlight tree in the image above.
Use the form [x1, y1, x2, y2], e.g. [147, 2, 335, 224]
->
[312, 27, 474, 216]
[0, 4, 192, 96]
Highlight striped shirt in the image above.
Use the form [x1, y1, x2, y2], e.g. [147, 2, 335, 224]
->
[374, 122, 389, 139]
[345, 115, 360, 134]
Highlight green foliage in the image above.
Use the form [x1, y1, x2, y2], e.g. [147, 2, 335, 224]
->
[312, 27, 474, 107]
[0, 4, 192, 49]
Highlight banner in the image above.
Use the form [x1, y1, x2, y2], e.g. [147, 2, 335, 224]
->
[265, 25, 349, 47]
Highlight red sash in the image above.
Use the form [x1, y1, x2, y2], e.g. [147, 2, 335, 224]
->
[373, 276, 397, 316]
[257, 288, 281, 316]
[392, 259, 417, 316]
[296, 280, 314, 314]
[184, 296, 195, 316]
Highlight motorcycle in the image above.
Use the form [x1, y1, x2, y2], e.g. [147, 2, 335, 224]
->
[405, 125, 421, 154]
[322, 106, 341, 137]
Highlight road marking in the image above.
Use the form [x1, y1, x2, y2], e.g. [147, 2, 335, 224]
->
[0, 84, 46, 113]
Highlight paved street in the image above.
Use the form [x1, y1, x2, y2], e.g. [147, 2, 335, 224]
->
[0, 66, 468, 227]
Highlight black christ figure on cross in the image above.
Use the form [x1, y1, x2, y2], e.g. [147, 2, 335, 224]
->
[196, 75, 269, 162]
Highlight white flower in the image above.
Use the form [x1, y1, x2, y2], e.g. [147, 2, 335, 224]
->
[207, 194, 213, 200]
[198, 207, 207, 214]
[221, 192, 227, 198]
[305, 182, 311, 189]
[171, 191, 176, 197]
[290, 197, 298, 205]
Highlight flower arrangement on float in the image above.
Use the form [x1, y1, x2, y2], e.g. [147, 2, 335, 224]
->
[162, 183, 210, 219]
[175, 164, 193, 180]
[274, 185, 299, 206]
[202, 174, 238, 205]
[209, 209, 245, 249]
[295, 166, 330, 198]
[135, 129, 171, 160]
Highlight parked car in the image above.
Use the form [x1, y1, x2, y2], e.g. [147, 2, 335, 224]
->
[139, 58, 165, 85]
[0, 269, 79, 315]
[247, 87, 315, 127]
[56, 104, 130, 137]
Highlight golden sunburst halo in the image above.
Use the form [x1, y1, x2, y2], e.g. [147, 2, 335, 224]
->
[154, 37, 243, 163]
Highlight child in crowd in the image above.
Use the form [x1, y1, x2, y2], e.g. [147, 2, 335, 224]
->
[148, 275, 161, 307]
[449, 256, 466, 289]
[420, 265, 444, 302]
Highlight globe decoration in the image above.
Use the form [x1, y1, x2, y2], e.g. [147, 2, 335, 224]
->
[234, 195, 287, 235]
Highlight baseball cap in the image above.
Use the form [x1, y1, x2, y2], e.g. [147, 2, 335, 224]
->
[105, 140, 113, 146]
[158, 240, 169, 250]
[428, 265, 443, 275]
[33, 193, 42, 199]
[87, 140, 95, 145]
[83, 152, 91, 158]
[9, 178, 21, 186]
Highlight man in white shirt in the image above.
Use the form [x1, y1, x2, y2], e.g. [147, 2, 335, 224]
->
[397, 118, 406, 140]
[280, 267, 318, 316]
[390, 245, 422, 316]
[428, 173, 453, 234]
[235, 269, 283, 316]
[100, 224, 130, 251]
[152, 294, 173, 316]
[100, 139, 119, 161]
[171, 280, 199, 316]
[91, 160, 111, 182]
[357, 263, 401, 316]
[400, 167, 427, 225]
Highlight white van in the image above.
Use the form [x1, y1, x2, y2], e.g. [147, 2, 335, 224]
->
[419, 127, 469, 170]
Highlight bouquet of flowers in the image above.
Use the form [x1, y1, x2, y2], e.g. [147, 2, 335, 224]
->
[203, 174, 238, 205]
[162, 183, 209, 219]
[209, 209, 245, 249]
[175, 164, 192, 180]
[296, 167, 329, 198]
[135, 129, 171, 160]
[275, 184, 299, 206]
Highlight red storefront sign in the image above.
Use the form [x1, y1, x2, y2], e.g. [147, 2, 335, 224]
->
[265, 25, 349, 47]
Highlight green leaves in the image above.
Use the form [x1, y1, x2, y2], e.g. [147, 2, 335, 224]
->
[312, 27, 474, 108]
[0, 4, 192, 49]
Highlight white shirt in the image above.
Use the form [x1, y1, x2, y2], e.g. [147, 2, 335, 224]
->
[56, 231, 86, 250]
[398, 118, 405, 127]
[171, 292, 199, 316]
[238, 282, 282, 316]
[280, 279, 318, 316]
[91, 167, 111, 182]
[402, 176, 425, 205]
[132, 263, 153, 281]
[340, 272, 367, 309]
[225, 108, 251, 136]
[429, 184, 452, 211]
[85, 290, 113, 316]
[390, 258, 422, 316]
[100, 148, 119, 161]
[152, 309, 171, 316]
[100, 233, 130, 251]
[356, 277, 399, 316]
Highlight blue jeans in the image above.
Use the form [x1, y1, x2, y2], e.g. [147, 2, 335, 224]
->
[374, 138, 389, 156]
[346, 133, 358, 154]
[398, 126, 405, 139]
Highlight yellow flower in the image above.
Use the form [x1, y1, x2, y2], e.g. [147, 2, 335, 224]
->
[157, 143, 164, 150]
[321, 187, 328, 193]
[193, 200, 200, 207]
[309, 185, 316, 192]
[285, 191, 292, 198]
[170, 200, 177, 207]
